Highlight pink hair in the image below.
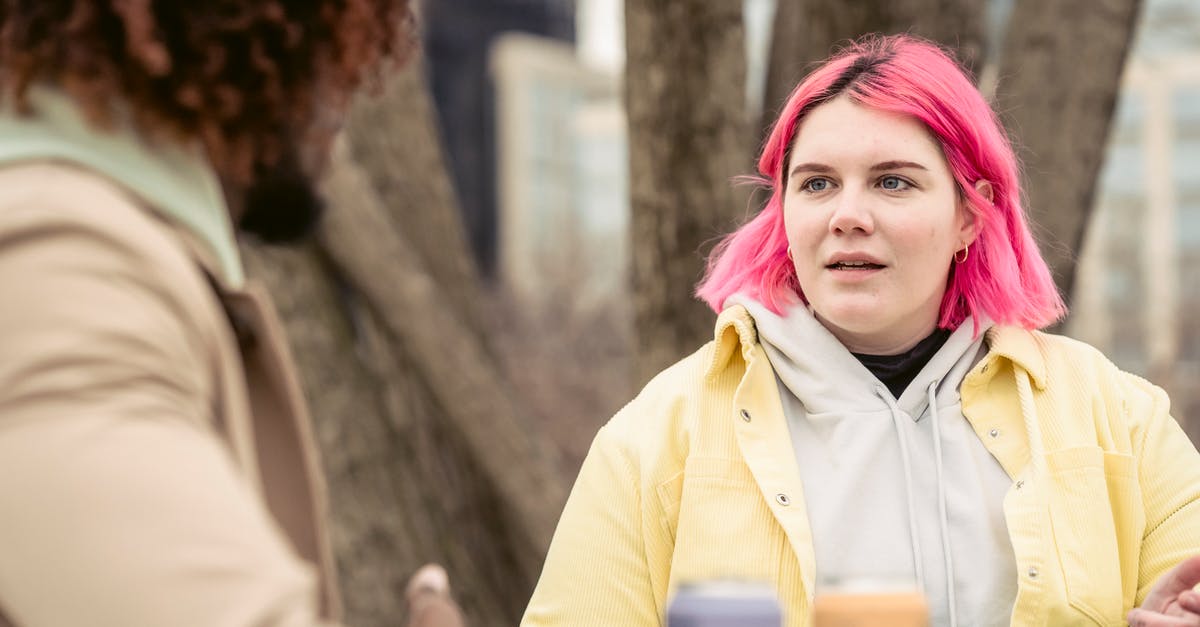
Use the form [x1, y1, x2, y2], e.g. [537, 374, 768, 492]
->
[696, 34, 1065, 330]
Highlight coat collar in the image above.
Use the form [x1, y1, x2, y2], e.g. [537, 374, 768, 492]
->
[0, 85, 244, 288]
[708, 304, 1049, 390]
[706, 305, 759, 380]
[981, 326, 1049, 389]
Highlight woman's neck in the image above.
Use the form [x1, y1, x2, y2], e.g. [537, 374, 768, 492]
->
[815, 313, 939, 356]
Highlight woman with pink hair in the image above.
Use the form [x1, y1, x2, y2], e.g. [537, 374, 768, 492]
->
[522, 35, 1200, 627]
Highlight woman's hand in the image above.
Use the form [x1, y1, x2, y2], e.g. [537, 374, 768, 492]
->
[1127, 555, 1200, 626]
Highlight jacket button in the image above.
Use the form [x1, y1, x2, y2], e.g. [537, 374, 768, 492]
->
[740, 409, 752, 422]
[981, 364, 990, 374]
[988, 428, 1000, 438]
[1027, 566, 1039, 579]
[1015, 480, 1025, 490]
[775, 493, 791, 506]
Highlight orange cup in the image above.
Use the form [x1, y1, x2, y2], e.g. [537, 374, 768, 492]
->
[812, 588, 928, 627]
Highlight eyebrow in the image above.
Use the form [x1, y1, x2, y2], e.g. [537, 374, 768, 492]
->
[788, 162, 835, 178]
[870, 160, 929, 172]
[788, 160, 929, 179]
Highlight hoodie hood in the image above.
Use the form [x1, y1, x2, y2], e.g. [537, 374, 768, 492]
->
[728, 294, 992, 419]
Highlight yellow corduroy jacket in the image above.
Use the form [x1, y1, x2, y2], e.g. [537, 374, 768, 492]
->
[522, 305, 1200, 627]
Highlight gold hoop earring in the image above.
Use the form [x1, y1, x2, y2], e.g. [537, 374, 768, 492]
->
[954, 244, 969, 264]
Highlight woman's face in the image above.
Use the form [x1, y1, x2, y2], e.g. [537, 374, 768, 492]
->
[783, 96, 976, 355]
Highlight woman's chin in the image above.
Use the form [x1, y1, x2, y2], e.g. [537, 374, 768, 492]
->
[811, 302, 888, 334]
[810, 303, 935, 353]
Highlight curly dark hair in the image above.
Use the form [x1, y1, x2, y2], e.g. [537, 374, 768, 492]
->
[0, 0, 412, 183]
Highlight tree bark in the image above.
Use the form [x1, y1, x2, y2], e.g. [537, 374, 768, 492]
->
[343, 63, 486, 335]
[335, 60, 569, 573]
[241, 241, 420, 625]
[245, 229, 555, 627]
[760, 0, 985, 138]
[244, 59, 571, 626]
[319, 135, 566, 570]
[624, 0, 750, 385]
[995, 0, 1143, 306]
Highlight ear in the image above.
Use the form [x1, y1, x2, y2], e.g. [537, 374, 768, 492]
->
[958, 179, 992, 246]
[974, 179, 994, 203]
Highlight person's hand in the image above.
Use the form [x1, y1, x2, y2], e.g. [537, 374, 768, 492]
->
[1127, 555, 1200, 626]
[405, 563, 465, 627]
[406, 563, 452, 609]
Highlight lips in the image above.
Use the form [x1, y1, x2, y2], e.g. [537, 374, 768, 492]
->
[827, 260, 885, 270]
[825, 253, 886, 270]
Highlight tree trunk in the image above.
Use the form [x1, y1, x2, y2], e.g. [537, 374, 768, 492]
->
[760, 0, 986, 136]
[995, 0, 1143, 306]
[241, 241, 423, 625]
[244, 58, 571, 626]
[342, 63, 487, 336]
[318, 135, 566, 579]
[624, 0, 750, 385]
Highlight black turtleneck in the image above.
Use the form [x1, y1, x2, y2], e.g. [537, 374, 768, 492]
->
[851, 328, 952, 399]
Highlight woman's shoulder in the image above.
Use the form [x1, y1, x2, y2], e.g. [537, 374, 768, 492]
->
[989, 326, 1170, 426]
[0, 163, 202, 279]
[607, 305, 762, 430]
[605, 340, 724, 434]
[1030, 329, 1161, 392]
[593, 336, 743, 473]
[0, 162, 226, 348]
[989, 326, 1144, 383]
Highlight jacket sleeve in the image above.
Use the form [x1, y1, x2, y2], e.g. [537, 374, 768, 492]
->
[1129, 375, 1200, 605]
[0, 206, 336, 626]
[521, 419, 664, 626]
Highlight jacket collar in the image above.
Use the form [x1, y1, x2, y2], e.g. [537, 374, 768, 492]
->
[0, 85, 244, 288]
[981, 326, 1049, 389]
[707, 304, 759, 380]
[708, 304, 1049, 390]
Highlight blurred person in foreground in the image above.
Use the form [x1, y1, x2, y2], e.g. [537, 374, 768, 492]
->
[0, 2, 462, 626]
[522, 34, 1200, 627]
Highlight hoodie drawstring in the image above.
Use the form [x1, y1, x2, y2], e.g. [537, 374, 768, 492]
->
[878, 383, 959, 627]
[878, 386, 925, 590]
[928, 380, 958, 627]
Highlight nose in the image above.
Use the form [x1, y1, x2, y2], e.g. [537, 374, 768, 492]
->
[828, 187, 874, 235]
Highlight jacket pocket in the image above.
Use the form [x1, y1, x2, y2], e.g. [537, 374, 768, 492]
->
[1045, 446, 1136, 626]
[660, 456, 788, 586]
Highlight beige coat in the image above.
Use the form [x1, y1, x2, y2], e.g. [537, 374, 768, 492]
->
[0, 162, 340, 625]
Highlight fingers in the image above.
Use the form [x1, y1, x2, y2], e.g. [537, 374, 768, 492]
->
[405, 564, 465, 627]
[1168, 557, 1200, 596]
[1145, 556, 1200, 611]
[1180, 590, 1200, 615]
[1128, 608, 1200, 627]
[405, 563, 451, 604]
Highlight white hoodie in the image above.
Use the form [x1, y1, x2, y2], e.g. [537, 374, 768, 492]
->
[732, 295, 1018, 627]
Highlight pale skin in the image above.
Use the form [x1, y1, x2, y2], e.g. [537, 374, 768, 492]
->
[782, 94, 979, 355]
[783, 95, 1200, 624]
[1128, 555, 1200, 626]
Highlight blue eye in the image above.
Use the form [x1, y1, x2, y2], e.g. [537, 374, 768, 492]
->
[880, 176, 911, 191]
[803, 178, 830, 192]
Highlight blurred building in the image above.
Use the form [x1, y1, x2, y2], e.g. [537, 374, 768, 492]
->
[1070, 0, 1200, 427]
[489, 32, 623, 308]
[486, 0, 773, 309]
[423, 0, 575, 278]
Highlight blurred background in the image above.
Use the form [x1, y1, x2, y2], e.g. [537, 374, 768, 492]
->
[243, 0, 1200, 624]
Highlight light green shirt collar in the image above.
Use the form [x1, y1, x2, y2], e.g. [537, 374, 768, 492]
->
[0, 86, 244, 287]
